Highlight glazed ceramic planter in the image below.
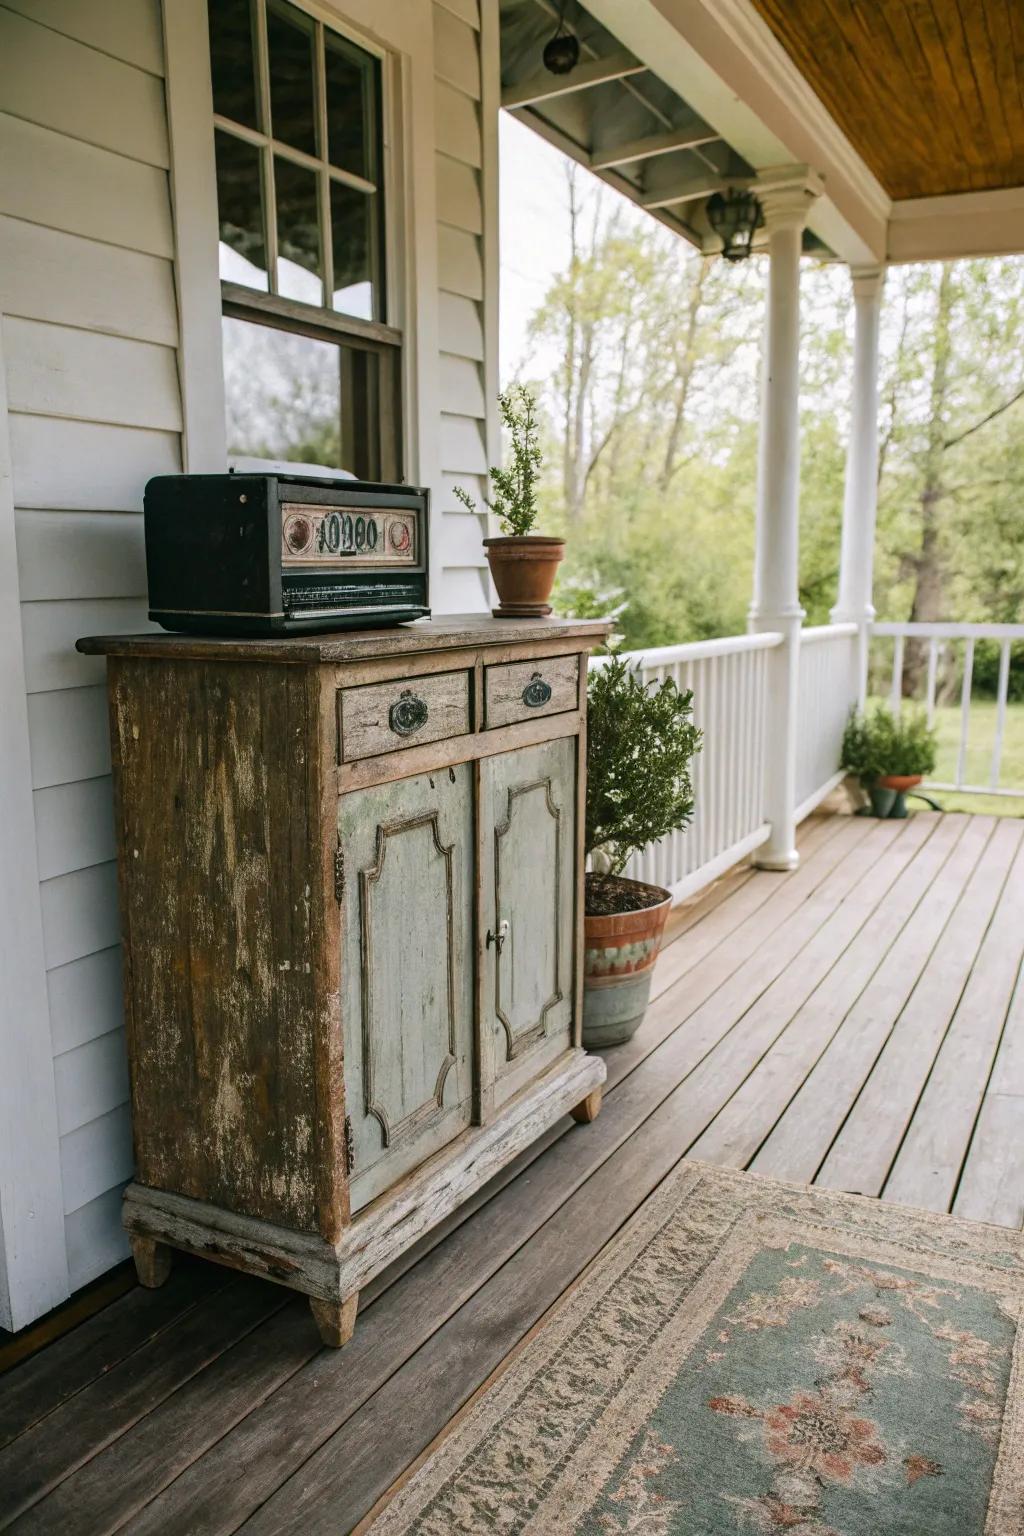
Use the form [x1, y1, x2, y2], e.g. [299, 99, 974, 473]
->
[484, 536, 565, 618]
[582, 878, 672, 1049]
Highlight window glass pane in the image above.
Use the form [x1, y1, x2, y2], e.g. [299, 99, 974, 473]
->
[208, 0, 259, 130]
[223, 316, 341, 467]
[275, 157, 322, 305]
[215, 131, 269, 290]
[267, 1, 317, 156]
[331, 182, 376, 320]
[325, 35, 377, 180]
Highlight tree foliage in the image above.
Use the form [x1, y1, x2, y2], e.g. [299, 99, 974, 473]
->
[508, 174, 1024, 681]
[585, 653, 703, 876]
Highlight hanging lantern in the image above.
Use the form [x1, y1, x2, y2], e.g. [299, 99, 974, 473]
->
[706, 188, 762, 262]
[543, 2, 580, 75]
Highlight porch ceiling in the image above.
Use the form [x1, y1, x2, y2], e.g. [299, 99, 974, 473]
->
[498, 0, 830, 258]
[500, 0, 1024, 266]
[749, 0, 1024, 202]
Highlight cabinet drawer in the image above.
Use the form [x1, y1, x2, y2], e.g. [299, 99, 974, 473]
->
[339, 670, 470, 761]
[484, 654, 579, 729]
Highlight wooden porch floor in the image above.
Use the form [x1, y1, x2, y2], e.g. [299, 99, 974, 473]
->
[3, 809, 1024, 1534]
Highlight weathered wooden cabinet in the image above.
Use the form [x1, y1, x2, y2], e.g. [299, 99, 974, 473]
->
[79, 616, 609, 1345]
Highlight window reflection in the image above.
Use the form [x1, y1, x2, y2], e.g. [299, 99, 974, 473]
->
[267, 1, 317, 157]
[331, 182, 375, 320]
[325, 35, 376, 181]
[215, 132, 269, 290]
[276, 157, 322, 304]
[223, 316, 341, 467]
[209, 0, 259, 130]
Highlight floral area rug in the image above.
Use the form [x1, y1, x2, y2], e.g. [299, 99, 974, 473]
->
[368, 1162, 1024, 1535]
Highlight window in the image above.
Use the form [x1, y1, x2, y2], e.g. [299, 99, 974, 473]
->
[208, 0, 400, 479]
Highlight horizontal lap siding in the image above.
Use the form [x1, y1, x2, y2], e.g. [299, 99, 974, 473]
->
[1, 2, 179, 1291]
[433, 0, 490, 612]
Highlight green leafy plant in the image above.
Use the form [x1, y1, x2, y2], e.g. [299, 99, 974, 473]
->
[453, 385, 542, 536]
[586, 652, 703, 879]
[841, 703, 937, 783]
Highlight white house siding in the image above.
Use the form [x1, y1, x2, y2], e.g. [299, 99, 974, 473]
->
[0, 0, 177, 1296]
[432, 0, 498, 613]
[0, 0, 502, 1321]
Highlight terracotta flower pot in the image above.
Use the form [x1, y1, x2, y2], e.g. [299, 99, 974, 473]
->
[877, 774, 922, 792]
[484, 536, 565, 618]
[582, 877, 672, 1049]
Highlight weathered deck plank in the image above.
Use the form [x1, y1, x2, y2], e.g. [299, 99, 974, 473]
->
[884, 822, 1024, 1211]
[816, 815, 1023, 1197]
[4, 810, 1023, 1536]
[751, 813, 993, 1182]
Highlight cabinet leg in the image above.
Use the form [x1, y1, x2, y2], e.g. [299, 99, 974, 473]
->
[130, 1234, 173, 1289]
[571, 1087, 603, 1125]
[310, 1292, 359, 1349]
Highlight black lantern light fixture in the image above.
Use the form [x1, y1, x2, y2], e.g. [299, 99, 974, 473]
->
[706, 188, 762, 263]
[543, 1, 580, 75]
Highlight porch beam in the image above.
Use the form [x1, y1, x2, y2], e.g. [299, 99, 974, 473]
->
[640, 172, 744, 209]
[501, 51, 646, 109]
[832, 265, 885, 704]
[749, 165, 823, 872]
[590, 125, 720, 170]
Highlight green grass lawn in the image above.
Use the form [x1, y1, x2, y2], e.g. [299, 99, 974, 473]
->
[866, 696, 1024, 818]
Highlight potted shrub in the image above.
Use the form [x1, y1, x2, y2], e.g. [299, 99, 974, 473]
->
[454, 385, 564, 617]
[841, 703, 937, 818]
[583, 653, 702, 1047]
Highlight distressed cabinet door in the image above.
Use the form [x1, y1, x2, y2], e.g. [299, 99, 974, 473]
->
[340, 765, 474, 1211]
[480, 737, 577, 1109]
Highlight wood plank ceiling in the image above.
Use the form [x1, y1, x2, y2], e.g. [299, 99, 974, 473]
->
[750, 0, 1024, 200]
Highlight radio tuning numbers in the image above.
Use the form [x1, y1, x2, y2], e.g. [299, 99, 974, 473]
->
[314, 511, 379, 556]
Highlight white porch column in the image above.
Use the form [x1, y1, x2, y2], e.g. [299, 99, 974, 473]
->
[832, 265, 885, 705]
[749, 166, 822, 871]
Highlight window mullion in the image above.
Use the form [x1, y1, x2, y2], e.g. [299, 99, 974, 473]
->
[315, 20, 334, 314]
[253, 0, 279, 294]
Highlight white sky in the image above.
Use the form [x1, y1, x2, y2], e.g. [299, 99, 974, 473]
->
[499, 111, 656, 385]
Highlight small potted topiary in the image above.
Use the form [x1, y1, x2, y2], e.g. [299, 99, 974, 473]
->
[583, 652, 702, 1047]
[454, 385, 564, 617]
[841, 703, 937, 818]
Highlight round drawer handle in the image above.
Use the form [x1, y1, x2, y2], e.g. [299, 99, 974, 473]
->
[522, 673, 552, 709]
[389, 689, 429, 736]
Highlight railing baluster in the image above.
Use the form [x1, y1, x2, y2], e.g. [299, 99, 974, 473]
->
[957, 638, 975, 789]
[991, 640, 1010, 790]
[890, 634, 904, 714]
[925, 638, 938, 728]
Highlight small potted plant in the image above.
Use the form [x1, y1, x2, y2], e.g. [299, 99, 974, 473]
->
[583, 653, 702, 1047]
[454, 385, 564, 617]
[841, 703, 937, 818]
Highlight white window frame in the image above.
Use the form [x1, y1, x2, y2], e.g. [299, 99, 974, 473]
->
[162, 0, 440, 495]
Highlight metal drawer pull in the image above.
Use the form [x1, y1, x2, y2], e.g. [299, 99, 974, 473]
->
[486, 920, 510, 956]
[522, 673, 552, 708]
[389, 689, 429, 736]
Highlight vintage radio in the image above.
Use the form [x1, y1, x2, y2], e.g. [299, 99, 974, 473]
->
[144, 473, 430, 635]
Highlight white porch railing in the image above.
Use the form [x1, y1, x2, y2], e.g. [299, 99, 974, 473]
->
[607, 632, 780, 902]
[873, 622, 1024, 797]
[795, 623, 860, 819]
[599, 623, 861, 905]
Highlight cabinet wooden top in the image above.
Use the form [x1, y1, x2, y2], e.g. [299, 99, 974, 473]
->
[77, 615, 612, 664]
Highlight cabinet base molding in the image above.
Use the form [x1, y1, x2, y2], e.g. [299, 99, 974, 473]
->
[122, 1048, 606, 1344]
